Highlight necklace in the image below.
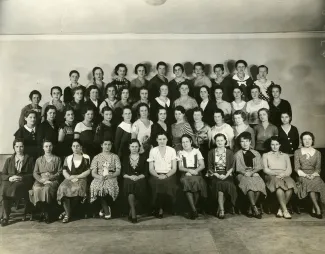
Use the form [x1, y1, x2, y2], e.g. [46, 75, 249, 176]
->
[130, 155, 139, 169]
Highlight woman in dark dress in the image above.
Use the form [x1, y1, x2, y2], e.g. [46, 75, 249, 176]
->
[198, 85, 216, 127]
[178, 134, 207, 220]
[14, 110, 40, 160]
[150, 83, 173, 125]
[110, 63, 131, 100]
[130, 64, 149, 103]
[207, 133, 237, 219]
[38, 105, 59, 154]
[18, 90, 42, 128]
[94, 107, 116, 149]
[115, 106, 132, 159]
[148, 61, 168, 102]
[150, 108, 172, 147]
[269, 84, 292, 127]
[74, 106, 97, 159]
[67, 86, 85, 123]
[231, 60, 254, 101]
[63, 70, 85, 104]
[57, 139, 91, 223]
[123, 139, 148, 223]
[58, 107, 76, 158]
[1, 139, 34, 226]
[85, 85, 102, 126]
[29, 140, 62, 223]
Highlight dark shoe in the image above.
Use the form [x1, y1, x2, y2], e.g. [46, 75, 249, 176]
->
[1, 218, 9, 227]
[157, 212, 163, 219]
[30, 213, 35, 221]
[252, 205, 262, 219]
[131, 217, 138, 224]
[189, 211, 197, 220]
[311, 212, 316, 218]
[62, 216, 70, 223]
[315, 214, 323, 219]
[128, 215, 132, 222]
[44, 212, 50, 224]
[21, 214, 27, 221]
[39, 213, 44, 222]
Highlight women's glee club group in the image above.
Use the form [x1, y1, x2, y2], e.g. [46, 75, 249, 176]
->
[1, 60, 324, 227]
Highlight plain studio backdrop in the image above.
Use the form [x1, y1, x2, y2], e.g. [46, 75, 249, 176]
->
[0, 0, 324, 153]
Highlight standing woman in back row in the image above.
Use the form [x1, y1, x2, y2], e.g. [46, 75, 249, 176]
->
[231, 60, 254, 101]
[110, 63, 131, 100]
[87, 67, 106, 101]
[63, 70, 85, 104]
[18, 90, 42, 128]
[130, 64, 149, 103]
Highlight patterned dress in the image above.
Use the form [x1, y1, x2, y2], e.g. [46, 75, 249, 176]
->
[29, 156, 62, 205]
[57, 154, 90, 204]
[171, 122, 195, 152]
[110, 78, 131, 100]
[90, 153, 121, 203]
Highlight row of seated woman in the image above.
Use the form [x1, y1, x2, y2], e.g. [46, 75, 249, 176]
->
[1, 129, 324, 227]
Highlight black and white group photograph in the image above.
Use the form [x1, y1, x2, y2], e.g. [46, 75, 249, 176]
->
[0, 0, 325, 253]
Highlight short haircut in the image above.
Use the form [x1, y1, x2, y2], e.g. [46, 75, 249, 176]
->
[250, 85, 261, 93]
[134, 63, 147, 74]
[63, 106, 74, 116]
[50, 86, 62, 96]
[173, 63, 184, 73]
[235, 60, 248, 68]
[258, 108, 270, 119]
[214, 85, 224, 93]
[213, 64, 224, 73]
[200, 85, 211, 94]
[269, 136, 281, 146]
[82, 105, 94, 116]
[280, 111, 292, 123]
[114, 63, 128, 76]
[29, 90, 42, 101]
[214, 133, 228, 146]
[193, 107, 204, 115]
[92, 66, 104, 76]
[44, 105, 57, 119]
[271, 84, 282, 93]
[86, 85, 100, 97]
[155, 131, 168, 140]
[122, 106, 132, 115]
[101, 138, 113, 145]
[258, 65, 268, 73]
[101, 106, 113, 115]
[69, 70, 80, 77]
[42, 139, 53, 147]
[24, 109, 37, 118]
[193, 62, 204, 70]
[156, 61, 167, 70]
[300, 131, 315, 146]
[72, 139, 83, 147]
[156, 108, 167, 119]
[72, 86, 84, 95]
[179, 82, 190, 90]
[104, 83, 117, 96]
[13, 138, 24, 149]
[175, 105, 186, 114]
[238, 131, 252, 141]
[181, 134, 193, 144]
[129, 138, 141, 148]
[233, 86, 243, 93]
[233, 110, 247, 121]
[213, 108, 225, 119]
[136, 103, 150, 117]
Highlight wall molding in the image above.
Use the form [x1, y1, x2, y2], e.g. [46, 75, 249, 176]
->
[0, 32, 324, 41]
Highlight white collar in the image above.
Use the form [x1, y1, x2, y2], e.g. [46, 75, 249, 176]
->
[118, 121, 132, 133]
[232, 73, 250, 82]
[24, 125, 36, 132]
[281, 125, 291, 135]
[155, 97, 170, 107]
[301, 147, 316, 157]
[66, 154, 90, 171]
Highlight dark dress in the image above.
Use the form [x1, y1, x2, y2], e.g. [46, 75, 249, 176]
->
[278, 125, 299, 155]
[38, 120, 59, 151]
[130, 78, 149, 103]
[168, 79, 194, 103]
[14, 126, 40, 160]
[148, 75, 168, 102]
[110, 78, 131, 100]
[84, 99, 102, 127]
[94, 122, 116, 148]
[122, 154, 148, 203]
[200, 100, 217, 127]
[68, 100, 85, 123]
[207, 149, 237, 205]
[150, 98, 174, 125]
[63, 85, 86, 104]
[114, 122, 132, 159]
[74, 122, 97, 159]
[150, 122, 172, 147]
[1, 155, 34, 199]
[231, 74, 254, 101]
[269, 99, 292, 127]
[211, 76, 235, 102]
[58, 122, 76, 158]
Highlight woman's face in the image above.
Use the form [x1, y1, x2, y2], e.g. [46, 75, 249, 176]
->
[272, 87, 281, 99]
[70, 73, 79, 83]
[233, 88, 243, 100]
[214, 89, 223, 100]
[194, 66, 204, 76]
[181, 137, 192, 150]
[215, 136, 226, 148]
[140, 89, 148, 101]
[174, 66, 183, 78]
[121, 89, 129, 100]
[179, 84, 189, 96]
[129, 142, 140, 154]
[234, 114, 244, 126]
[175, 110, 184, 121]
[103, 110, 113, 121]
[84, 110, 94, 122]
[102, 141, 112, 152]
[157, 65, 166, 76]
[31, 94, 41, 105]
[258, 67, 268, 79]
[302, 135, 313, 148]
[200, 87, 209, 100]
[14, 142, 24, 154]
[157, 109, 167, 122]
[281, 113, 290, 125]
[51, 89, 61, 101]
[258, 110, 268, 122]
[74, 89, 83, 101]
[72, 142, 82, 154]
[240, 138, 251, 150]
[117, 67, 126, 78]
[65, 110, 74, 122]
[107, 87, 116, 99]
[251, 88, 259, 99]
[47, 109, 56, 122]
[139, 106, 149, 119]
[270, 140, 280, 152]
[193, 111, 203, 122]
[236, 63, 246, 74]
[90, 89, 99, 101]
[43, 142, 53, 154]
[156, 134, 168, 146]
[123, 108, 132, 122]
[137, 66, 146, 78]
[214, 67, 223, 77]
[94, 69, 103, 81]
[25, 113, 37, 126]
[159, 85, 168, 97]
[214, 112, 223, 125]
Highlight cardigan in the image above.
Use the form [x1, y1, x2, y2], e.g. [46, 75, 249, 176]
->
[1, 154, 34, 181]
[234, 149, 263, 175]
[208, 148, 234, 175]
[201, 99, 217, 127]
[278, 125, 299, 155]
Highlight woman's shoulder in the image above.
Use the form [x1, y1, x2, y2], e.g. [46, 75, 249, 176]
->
[225, 148, 234, 156]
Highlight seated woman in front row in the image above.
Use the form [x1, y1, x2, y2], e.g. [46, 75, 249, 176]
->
[148, 132, 178, 219]
[178, 134, 207, 220]
[234, 132, 266, 219]
[57, 139, 91, 223]
[207, 133, 237, 219]
[294, 131, 325, 219]
[263, 136, 297, 219]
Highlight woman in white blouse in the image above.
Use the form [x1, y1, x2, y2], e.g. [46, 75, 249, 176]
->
[246, 85, 269, 127]
[231, 87, 247, 115]
[148, 132, 178, 219]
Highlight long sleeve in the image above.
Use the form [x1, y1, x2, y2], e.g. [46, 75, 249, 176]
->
[294, 150, 301, 173]
[226, 150, 234, 171]
[284, 154, 292, 177]
[33, 158, 42, 182]
[253, 152, 264, 171]
[1, 158, 11, 181]
[292, 126, 299, 151]
[114, 127, 123, 157]
[207, 150, 214, 173]
[49, 157, 62, 181]
[248, 127, 256, 149]
[225, 125, 235, 149]
[315, 151, 321, 175]
[234, 152, 245, 175]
